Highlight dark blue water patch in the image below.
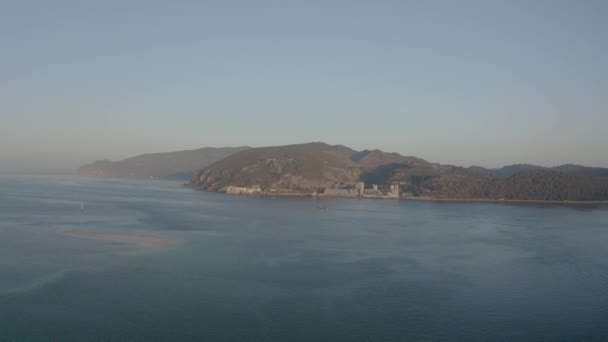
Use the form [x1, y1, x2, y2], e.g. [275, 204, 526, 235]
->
[2, 175, 608, 341]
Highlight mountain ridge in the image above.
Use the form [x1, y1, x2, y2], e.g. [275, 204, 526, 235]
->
[190, 142, 608, 201]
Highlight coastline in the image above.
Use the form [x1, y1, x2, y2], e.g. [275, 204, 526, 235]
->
[183, 185, 608, 205]
[405, 197, 608, 205]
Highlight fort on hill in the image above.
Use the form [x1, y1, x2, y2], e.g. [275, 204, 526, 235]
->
[324, 182, 400, 199]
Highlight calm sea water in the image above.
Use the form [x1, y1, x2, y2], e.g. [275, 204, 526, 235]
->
[2, 174, 608, 341]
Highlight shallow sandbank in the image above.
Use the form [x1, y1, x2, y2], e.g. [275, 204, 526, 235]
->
[63, 229, 177, 246]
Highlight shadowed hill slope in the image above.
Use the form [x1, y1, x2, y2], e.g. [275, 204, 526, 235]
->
[192, 143, 362, 192]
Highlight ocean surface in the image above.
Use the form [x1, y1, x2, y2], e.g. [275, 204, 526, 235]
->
[2, 174, 608, 341]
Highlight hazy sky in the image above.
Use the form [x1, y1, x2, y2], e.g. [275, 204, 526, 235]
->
[1, 0, 607, 173]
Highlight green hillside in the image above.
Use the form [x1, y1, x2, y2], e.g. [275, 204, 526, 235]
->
[192, 143, 361, 192]
[191, 142, 608, 201]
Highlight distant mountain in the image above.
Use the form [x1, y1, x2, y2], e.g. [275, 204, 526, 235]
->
[78, 146, 249, 180]
[191, 142, 608, 201]
[491, 164, 545, 177]
[469, 163, 608, 178]
[552, 164, 608, 177]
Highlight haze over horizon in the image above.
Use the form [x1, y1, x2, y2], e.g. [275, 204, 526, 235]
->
[2, 0, 607, 173]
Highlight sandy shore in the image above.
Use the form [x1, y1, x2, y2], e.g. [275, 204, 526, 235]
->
[63, 229, 178, 246]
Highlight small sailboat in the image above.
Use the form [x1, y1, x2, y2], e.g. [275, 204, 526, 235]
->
[80, 202, 84, 211]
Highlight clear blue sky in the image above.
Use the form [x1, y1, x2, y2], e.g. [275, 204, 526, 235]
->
[1, 0, 607, 173]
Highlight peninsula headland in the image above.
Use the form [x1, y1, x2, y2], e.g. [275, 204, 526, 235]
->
[80, 142, 608, 202]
